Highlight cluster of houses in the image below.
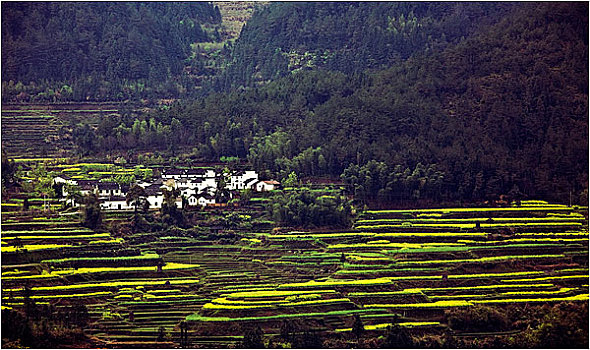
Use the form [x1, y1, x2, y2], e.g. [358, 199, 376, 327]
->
[54, 168, 280, 211]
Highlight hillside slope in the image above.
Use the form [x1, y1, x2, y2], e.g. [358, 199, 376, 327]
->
[218, 2, 513, 90]
[153, 2, 587, 203]
[1, 2, 221, 101]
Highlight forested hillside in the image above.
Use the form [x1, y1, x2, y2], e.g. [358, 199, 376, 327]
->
[2, 2, 587, 204]
[217, 2, 513, 90]
[1, 2, 221, 101]
[134, 2, 583, 204]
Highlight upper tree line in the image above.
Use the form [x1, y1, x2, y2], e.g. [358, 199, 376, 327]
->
[216, 2, 513, 90]
[2, 2, 221, 101]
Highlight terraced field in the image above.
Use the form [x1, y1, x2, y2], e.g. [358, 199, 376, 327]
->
[1, 200, 588, 347]
[184, 200, 588, 345]
[1, 103, 123, 158]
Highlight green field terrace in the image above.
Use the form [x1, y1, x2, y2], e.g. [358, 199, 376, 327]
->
[1, 194, 588, 347]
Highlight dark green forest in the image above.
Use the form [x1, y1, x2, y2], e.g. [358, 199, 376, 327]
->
[218, 1, 513, 90]
[2, 2, 221, 101]
[2, 2, 588, 204]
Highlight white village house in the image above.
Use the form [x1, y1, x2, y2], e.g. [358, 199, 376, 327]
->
[255, 180, 280, 192]
[55, 167, 279, 211]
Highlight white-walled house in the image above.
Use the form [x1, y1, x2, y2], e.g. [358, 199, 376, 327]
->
[77, 180, 99, 196]
[162, 168, 184, 180]
[54, 167, 263, 211]
[54, 175, 78, 198]
[97, 182, 121, 197]
[186, 193, 216, 207]
[198, 195, 215, 207]
[228, 170, 259, 190]
[100, 197, 134, 211]
[53, 175, 77, 186]
[187, 194, 199, 207]
[255, 180, 280, 192]
[162, 168, 216, 180]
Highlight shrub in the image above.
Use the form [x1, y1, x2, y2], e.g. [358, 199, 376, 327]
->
[446, 305, 509, 332]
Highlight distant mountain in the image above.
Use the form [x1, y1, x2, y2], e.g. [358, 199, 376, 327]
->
[1, 2, 221, 101]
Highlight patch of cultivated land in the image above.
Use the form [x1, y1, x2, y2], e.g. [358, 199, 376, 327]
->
[1, 103, 127, 158]
[215, 1, 268, 41]
[1, 199, 588, 347]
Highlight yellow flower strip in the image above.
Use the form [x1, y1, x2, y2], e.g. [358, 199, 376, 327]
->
[3, 279, 201, 292]
[470, 294, 589, 304]
[501, 275, 589, 283]
[337, 322, 441, 332]
[202, 298, 351, 310]
[224, 289, 337, 299]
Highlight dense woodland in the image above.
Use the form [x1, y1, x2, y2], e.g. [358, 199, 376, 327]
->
[2, 2, 589, 205]
[1, 2, 221, 100]
[218, 2, 513, 89]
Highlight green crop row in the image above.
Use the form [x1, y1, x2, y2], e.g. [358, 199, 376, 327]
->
[356, 216, 585, 225]
[186, 308, 388, 322]
[44, 263, 199, 277]
[381, 243, 564, 254]
[3, 278, 201, 292]
[459, 238, 588, 244]
[2, 244, 72, 253]
[327, 242, 465, 250]
[515, 231, 588, 236]
[365, 206, 572, 214]
[279, 278, 394, 289]
[2, 291, 112, 300]
[335, 267, 443, 275]
[42, 253, 159, 264]
[498, 287, 577, 296]
[383, 294, 589, 305]
[13, 158, 69, 163]
[2, 233, 111, 240]
[348, 289, 424, 297]
[502, 275, 589, 283]
[356, 222, 582, 230]
[348, 284, 556, 297]
[364, 300, 473, 308]
[470, 294, 589, 304]
[337, 321, 441, 332]
[1, 229, 93, 234]
[118, 299, 208, 306]
[269, 231, 489, 239]
[448, 271, 545, 279]
[202, 298, 351, 310]
[395, 254, 565, 266]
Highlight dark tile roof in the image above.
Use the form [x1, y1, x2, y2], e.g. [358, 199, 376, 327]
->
[197, 193, 216, 200]
[144, 184, 162, 196]
[98, 182, 119, 190]
[77, 180, 98, 190]
[103, 196, 127, 201]
[163, 168, 184, 175]
[244, 178, 258, 185]
[186, 168, 207, 175]
[77, 180, 98, 185]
